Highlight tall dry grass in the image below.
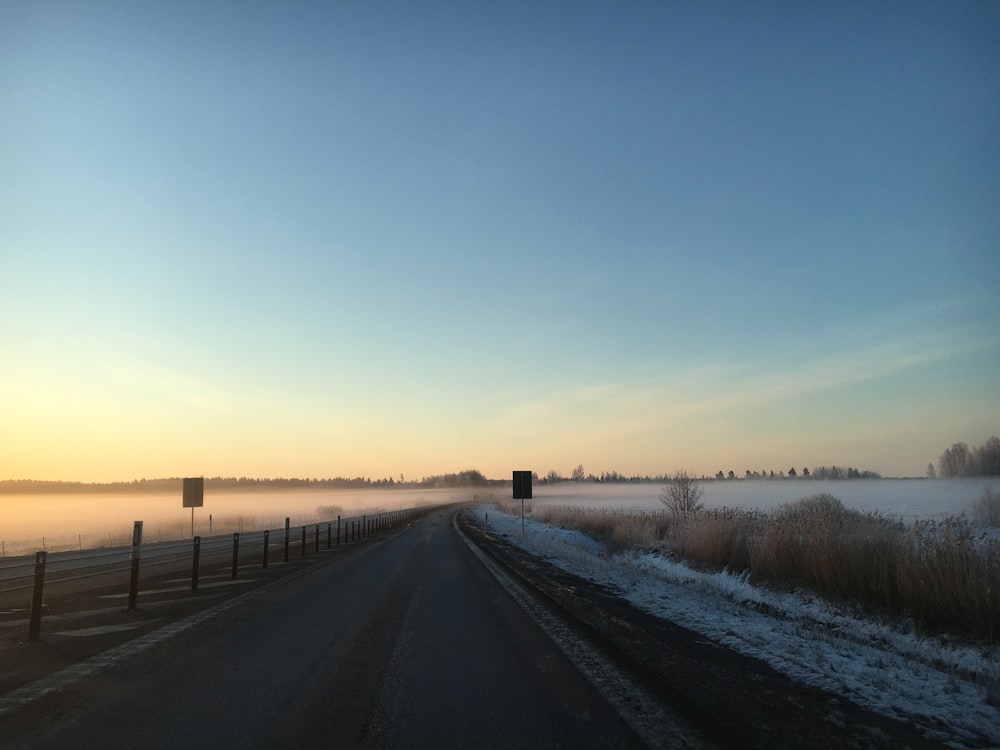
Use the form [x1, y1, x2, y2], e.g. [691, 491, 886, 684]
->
[512, 494, 1000, 642]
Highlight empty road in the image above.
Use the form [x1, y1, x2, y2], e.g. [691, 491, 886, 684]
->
[1, 507, 682, 749]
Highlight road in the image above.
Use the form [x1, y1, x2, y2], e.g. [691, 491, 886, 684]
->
[1, 507, 673, 749]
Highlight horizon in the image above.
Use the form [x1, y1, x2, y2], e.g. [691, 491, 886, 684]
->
[2, 3, 998, 484]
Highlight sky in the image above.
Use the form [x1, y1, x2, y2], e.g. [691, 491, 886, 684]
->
[1, 1, 998, 483]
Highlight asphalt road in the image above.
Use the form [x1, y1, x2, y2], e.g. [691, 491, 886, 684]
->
[1, 507, 655, 749]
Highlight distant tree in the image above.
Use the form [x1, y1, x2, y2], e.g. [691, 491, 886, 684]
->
[939, 442, 970, 478]
[571, 464, 585, 482]
[716, 470, 725, 480]
[788, 467, 797, 478]
[975, 436, 1000, 476]
[545, 470, 563, 483]
[802, 467, 810, 477]
[727, 470, 736, 480]
[659, 470, 705, 516]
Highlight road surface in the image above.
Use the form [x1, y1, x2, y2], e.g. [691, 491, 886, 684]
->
[1, 507, 673, 749]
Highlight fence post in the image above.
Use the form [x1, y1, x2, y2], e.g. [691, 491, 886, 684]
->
[191, 536, 201, 590]
[337, 516, 341, 546]
[284, 517, 290, 563]
[28, 551, 47, 642]
[127, 521, 143, 611]
[327, 522, 332, 549]
[362, 515, 366, 539]
[314, 524, 319, 553]
[301, 526, 306, 558]
[263, 529, 269, 569]
[231, 532, 240, 579]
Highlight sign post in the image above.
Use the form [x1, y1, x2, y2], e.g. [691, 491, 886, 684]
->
[512, 470, 532, 535]
[183, 477, 205, 537]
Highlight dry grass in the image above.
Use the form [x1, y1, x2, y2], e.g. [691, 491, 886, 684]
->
[973, 487, 1000, 527]
[509, 494, 1000, 642]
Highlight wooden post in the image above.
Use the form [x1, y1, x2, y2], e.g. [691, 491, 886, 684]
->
[28, 551, 47, 642]
[127, 521, 143, 611]
[314, 524, 319, 553]
[231, 532, 240, 579]
[301, 526, 306, 558]
[284, 517, 290, 563]
[263, 529, 269, 569]
[191, 536, 201, 590]
[337, 516, 341, 546]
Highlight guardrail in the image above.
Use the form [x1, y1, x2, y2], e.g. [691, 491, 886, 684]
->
[1, 508, 416, 641]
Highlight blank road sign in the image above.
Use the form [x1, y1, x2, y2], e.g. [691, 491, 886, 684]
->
[183, 477, 204, 508]
[513, 470, 532, 500]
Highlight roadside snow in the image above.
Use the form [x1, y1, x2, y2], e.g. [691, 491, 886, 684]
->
[471, 505, 1000, 750]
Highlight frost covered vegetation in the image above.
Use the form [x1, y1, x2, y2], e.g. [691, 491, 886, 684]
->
[477, 503, 1000, 749]
[502, 491, 1000, 642]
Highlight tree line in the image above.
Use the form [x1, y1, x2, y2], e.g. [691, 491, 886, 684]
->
[543, 465, 882, 484]
[0, 470, 502, 495]
[932, 437, 1000, 478]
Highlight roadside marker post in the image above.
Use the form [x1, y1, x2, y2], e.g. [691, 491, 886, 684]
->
[27, 551, 47, 642]
[191, 536, 201, 590]
[231, 532, 240, 579]
[127, 521, 143, 611]
[284, 517, 290, 562]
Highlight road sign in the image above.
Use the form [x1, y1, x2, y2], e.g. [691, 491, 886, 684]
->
[513, 471, 532, 500]
[183, 477, 204, 508]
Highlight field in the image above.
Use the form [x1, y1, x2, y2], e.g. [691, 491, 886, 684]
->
[508, 491, 1000, 641]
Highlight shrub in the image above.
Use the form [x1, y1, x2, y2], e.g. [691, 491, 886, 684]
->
[658, 470, 705, 516]
[972, 487, 1000, 527]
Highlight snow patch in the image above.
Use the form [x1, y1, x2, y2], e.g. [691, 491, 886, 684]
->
[473, 505, 1000, 750]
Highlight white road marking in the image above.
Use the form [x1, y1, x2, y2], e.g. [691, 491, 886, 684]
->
[52, 623, 155, 637]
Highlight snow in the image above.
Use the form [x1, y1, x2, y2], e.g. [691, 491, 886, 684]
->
[471, 505, 1000, 750]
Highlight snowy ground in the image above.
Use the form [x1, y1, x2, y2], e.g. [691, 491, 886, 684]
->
[471, 505, 1000, 750]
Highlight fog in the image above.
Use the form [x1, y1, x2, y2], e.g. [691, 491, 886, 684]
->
[529, 478, 995, 519]
[2, 478, 994, 557]
[0, 488, 472, 556]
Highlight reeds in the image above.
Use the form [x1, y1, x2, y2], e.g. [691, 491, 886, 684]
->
[519, 493, 1000, 641]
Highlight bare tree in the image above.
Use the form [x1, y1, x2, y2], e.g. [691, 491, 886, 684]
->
[659, 470, 704, 515]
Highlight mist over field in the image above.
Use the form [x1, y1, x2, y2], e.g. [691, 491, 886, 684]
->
[0, 488, 466, 556]
[2, 478, 994, 557]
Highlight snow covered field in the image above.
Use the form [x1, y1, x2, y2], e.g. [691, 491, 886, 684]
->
[471, 504, 1000, 750]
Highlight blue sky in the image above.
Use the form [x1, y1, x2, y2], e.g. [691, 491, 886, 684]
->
[2, 1, 998, 482]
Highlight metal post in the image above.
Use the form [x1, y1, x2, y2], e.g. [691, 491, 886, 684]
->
[28, 551, 47, 642]
[191, 536, 201, 590]
[284, 517, 290, 563]
[263, 529, 269, 568]
[231, 532, 240, 579]
[127, 521, 143, 611]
